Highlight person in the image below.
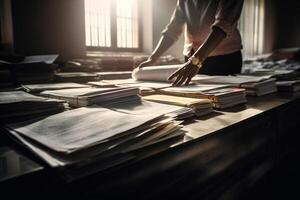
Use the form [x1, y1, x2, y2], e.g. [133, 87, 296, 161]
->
[138, 0, 244, 86]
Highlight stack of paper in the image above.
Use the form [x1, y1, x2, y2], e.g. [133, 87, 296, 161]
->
[104, 98, 195, 120]
[242, 58, 300, 79]
[96, 71, 132, 80]
[89, 79, 172, 95]
[0, 91, 65, 123]
[142, 94, 213, 116]
[54, 72, 100, 83]
[21, 82, 89, 93]
[193, 75, 277, 96]
[88, 79, 137, 87]
[40, 87, 140, 107]
[0, 55, 58, 84]
[240, 78, 277, 96]
[158, 85, 247, 109]
[5, 107, 185, 175]
[276, 80, 300, 92]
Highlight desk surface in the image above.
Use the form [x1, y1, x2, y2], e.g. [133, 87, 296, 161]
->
[184, 92, 298, 139]
[1, 92, 300, 184]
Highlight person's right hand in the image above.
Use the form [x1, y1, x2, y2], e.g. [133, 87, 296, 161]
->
[137, 58, 157, 69]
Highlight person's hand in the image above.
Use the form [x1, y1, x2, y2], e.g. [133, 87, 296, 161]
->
[137, 58, 157, 69]
[168, 61, 201, 86]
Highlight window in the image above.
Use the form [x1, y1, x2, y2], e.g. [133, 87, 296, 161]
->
[239, 0, 265, 58]
[85, 0, 141, 51]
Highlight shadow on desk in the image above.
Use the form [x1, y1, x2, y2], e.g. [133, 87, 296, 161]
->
[183, 111, 224, 126]
[220, 104, 248, 113]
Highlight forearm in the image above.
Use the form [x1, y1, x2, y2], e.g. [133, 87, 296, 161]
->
[149, 35, 175, 61]
[193, 27, 226, 62]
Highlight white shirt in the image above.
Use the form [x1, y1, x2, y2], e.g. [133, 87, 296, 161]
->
[161, 0, 244, 57]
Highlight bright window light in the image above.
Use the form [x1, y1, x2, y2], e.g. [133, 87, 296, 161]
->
[85, 0, 139, 50]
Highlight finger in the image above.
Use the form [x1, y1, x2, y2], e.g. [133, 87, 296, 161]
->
[174, 69, 189, 86]
[172, 71, 185, 86]
[172, 74, 182, 86]
[185, 68, 196, 85]
[184, 71, 193, 85]
[168, 69, 182, 81]
[176, 76, 187, 86]
[173, 66, 190, 86]
[185, 75, 192, 85]
[173, 69, 188, 86]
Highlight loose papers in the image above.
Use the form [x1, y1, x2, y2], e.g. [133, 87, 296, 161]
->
[6, 106, 184, 170]
[0, 91, 65, 123]
[193, 74, 277, 96]
[132, 65, 181, 82]
[142, 94, 213, 116]
[21, 82, 89, 93]
[8, 107, 166, 154]
[158, 85, 247, 109]
[40, 87, 140, 107]
[104, 98, 195, 120]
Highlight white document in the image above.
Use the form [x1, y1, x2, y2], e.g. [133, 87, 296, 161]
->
[22, 83, 89, 93]
[10, 107, 165, 154]
[105, 99, 191, 116]
[41, 87, 123, 97]
[0, 55, 58, 65]
[121, 81, 172, 89]
[21, 55, 59, 64]
[132, 65, 182, 82]
[161, 84, 230, 93]
[0, 91, 59, 104]
[40, 87, 139, 106]
[193, 74, 273, 86]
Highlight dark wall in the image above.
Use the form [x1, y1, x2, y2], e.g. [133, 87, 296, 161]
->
[273, 0, 300, 49]
[12, 0, 86, 59]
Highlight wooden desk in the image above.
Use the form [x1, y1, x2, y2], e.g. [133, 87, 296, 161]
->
[1, 92, 300, 199]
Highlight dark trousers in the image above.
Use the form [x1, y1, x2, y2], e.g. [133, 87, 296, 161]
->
[185, 51, 243, 75]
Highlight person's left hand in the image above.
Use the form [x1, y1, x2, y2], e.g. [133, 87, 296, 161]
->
[168, 61, 200, 86]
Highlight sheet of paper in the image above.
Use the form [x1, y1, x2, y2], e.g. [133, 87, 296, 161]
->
[41, 87, 127, 97]
[22, 83, 89, 92]
[161, 84, 230, 93]
[10, 107, 165, 154]
[121, 81, 172, 89]
[132, 65, 182, 82]
[0, 91, 54, 104]
[276, 80, 300, 86]
[21, 55, 59, 64]
[104, 99, 190, 116]
[193, 75, 273, 85]
[142, 94, 212, 107]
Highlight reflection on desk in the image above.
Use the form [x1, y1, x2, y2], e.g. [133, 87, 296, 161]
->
[0, 146, 42, 182]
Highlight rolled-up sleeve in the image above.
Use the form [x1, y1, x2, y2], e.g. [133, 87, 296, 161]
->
[212, 0, 244, 36]
[161, 0, 186, 41]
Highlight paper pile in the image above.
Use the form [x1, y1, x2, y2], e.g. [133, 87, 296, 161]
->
[55, 72, 100, 83]
[21, 82, 89, 93]
[143, 94, 213, 116]
[40, 87, 140, 107]
[5, 107, 185, 178]
[158, 85, 247, 109]
[193, 74, 277, 96]
[0, 91, 65, 123]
